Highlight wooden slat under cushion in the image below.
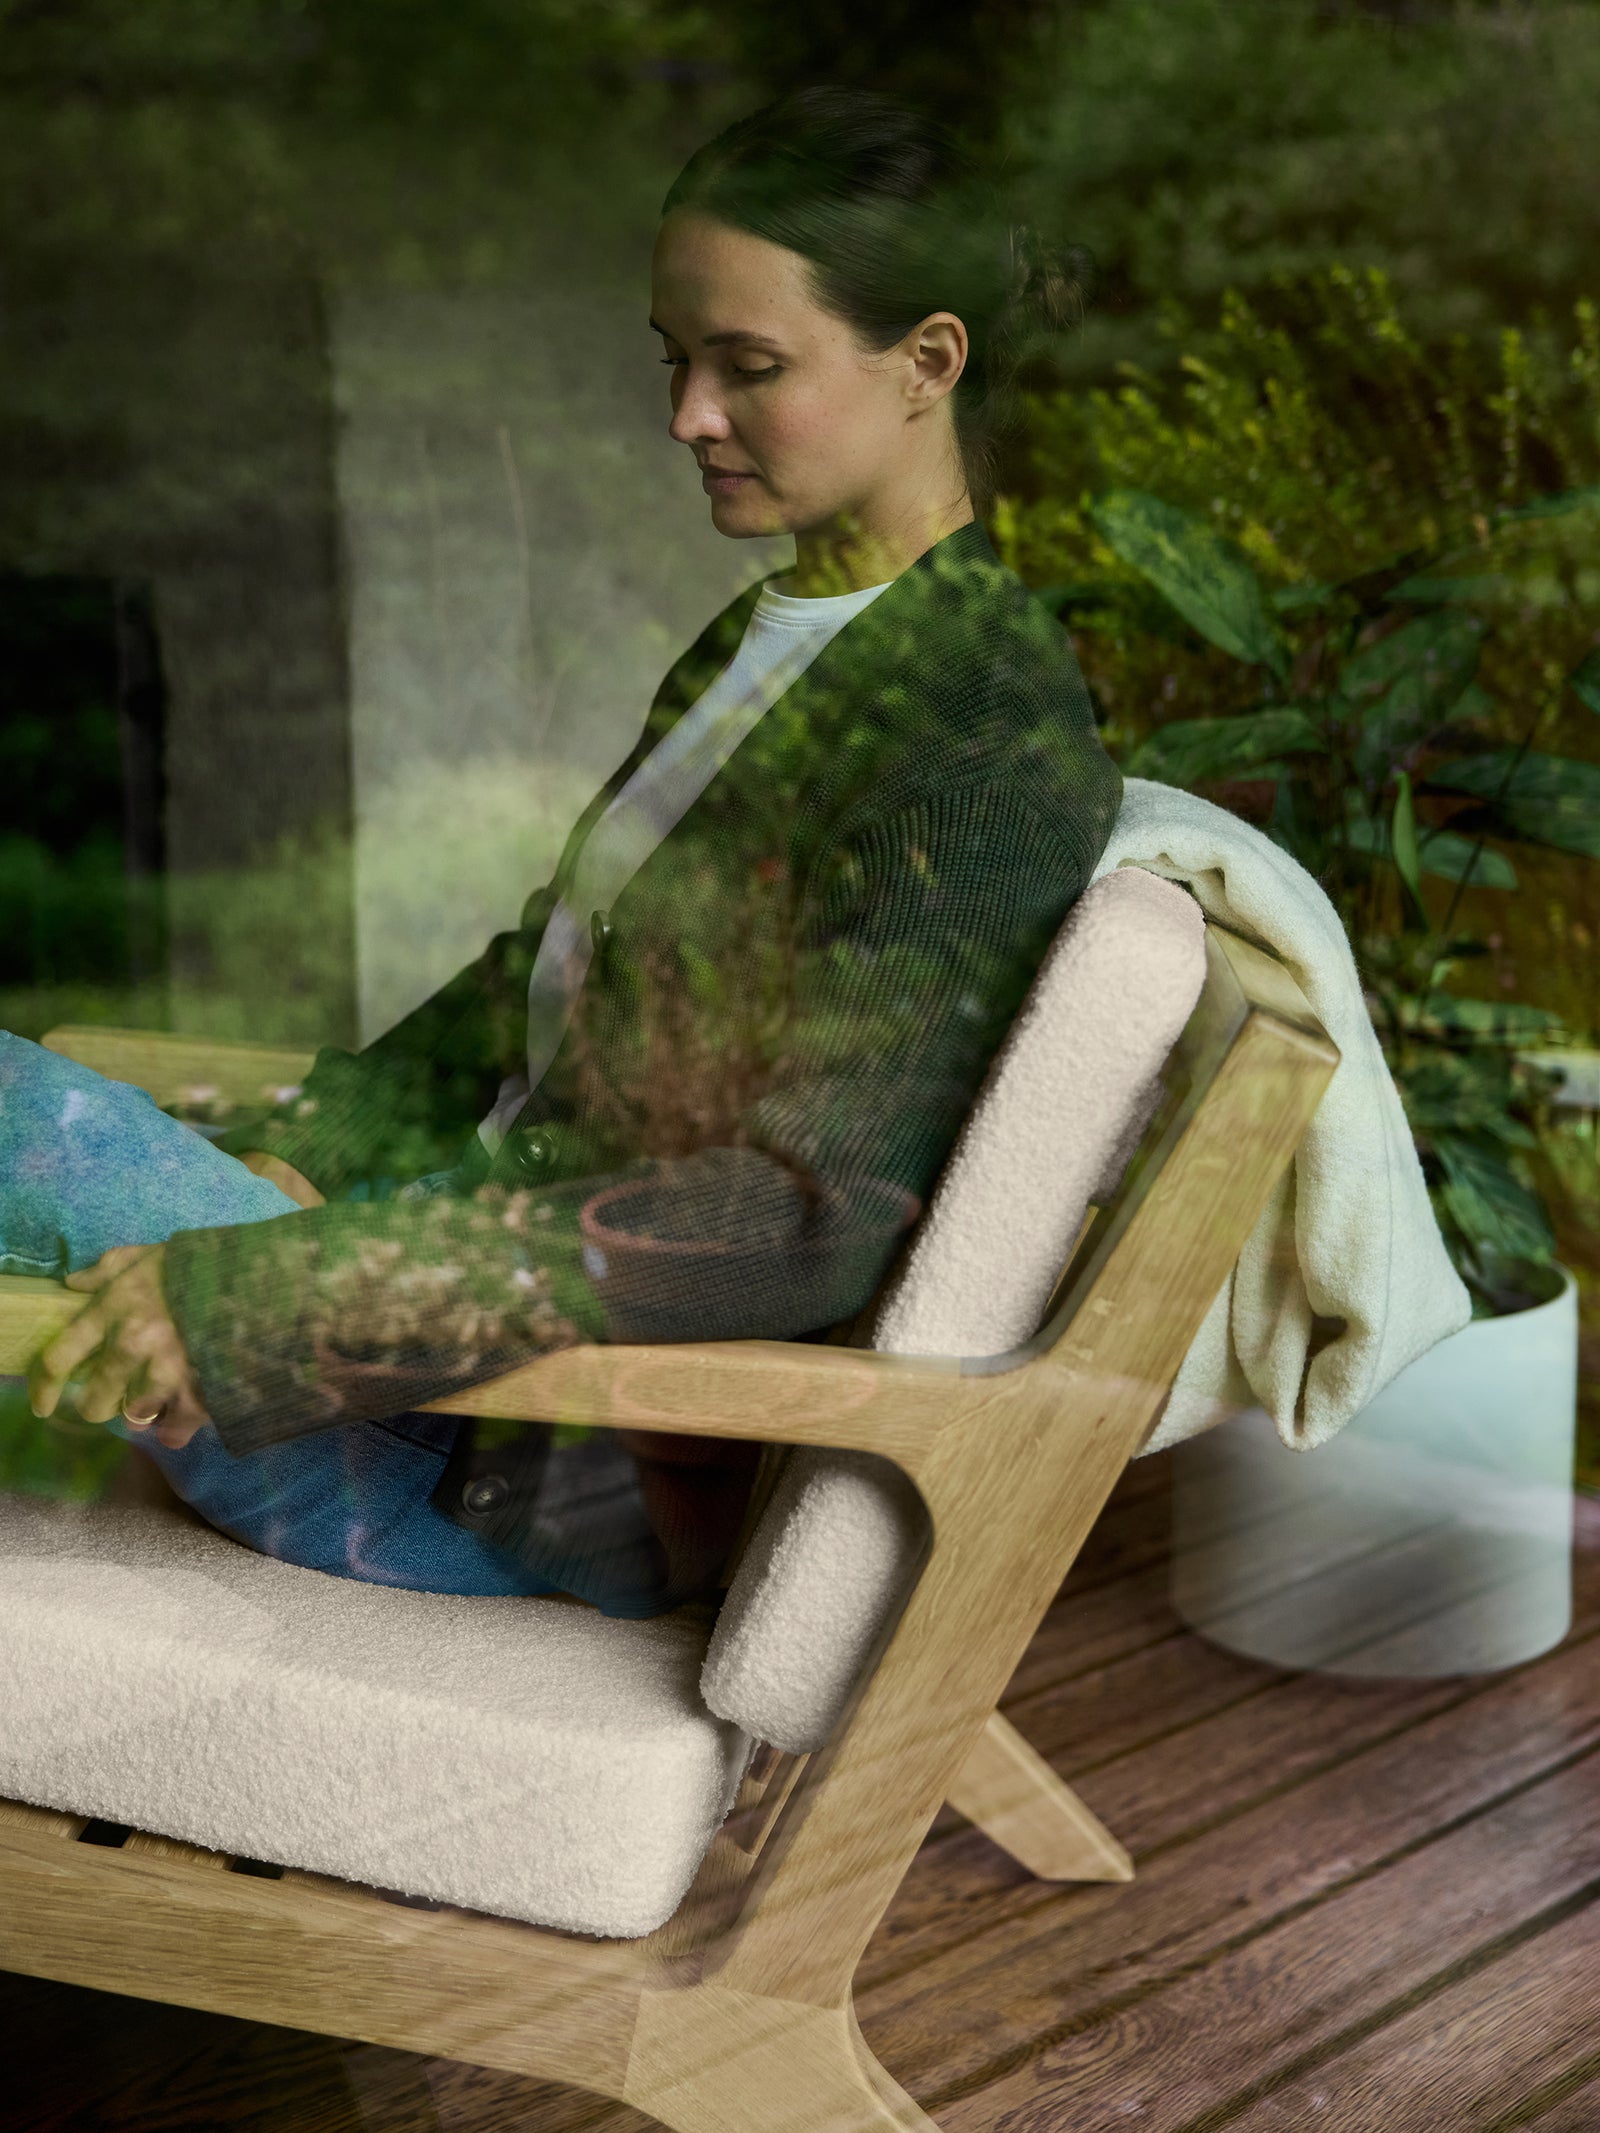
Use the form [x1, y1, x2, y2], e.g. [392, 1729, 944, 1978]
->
[123, 1830, 235, 1870]
[0, 1798, 88, 1840]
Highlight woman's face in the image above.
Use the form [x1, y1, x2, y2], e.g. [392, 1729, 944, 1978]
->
[650, 208, 961, 543]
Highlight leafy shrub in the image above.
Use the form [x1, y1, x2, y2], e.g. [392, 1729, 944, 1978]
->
[1071, 479, 1599, 1312]
[994, 267, 1600, 752]
[989, 243, 1600, 1322]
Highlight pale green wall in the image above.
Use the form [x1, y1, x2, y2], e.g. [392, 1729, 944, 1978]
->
[331, 280, 788, 1042]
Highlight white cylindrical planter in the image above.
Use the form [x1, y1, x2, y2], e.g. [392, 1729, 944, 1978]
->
[1169, 1264, 1578, 1677]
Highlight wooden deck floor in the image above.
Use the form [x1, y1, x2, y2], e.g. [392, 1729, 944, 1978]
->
[3, 1451, 1597, 2133]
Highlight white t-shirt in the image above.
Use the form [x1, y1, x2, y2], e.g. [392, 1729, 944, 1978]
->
[479, 574, 894, 1152]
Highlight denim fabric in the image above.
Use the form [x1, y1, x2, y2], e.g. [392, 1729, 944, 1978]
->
[0, 1029, 299, 1275]
[103, 1407, 566, 1597]
[1, 1032, 563, 1598]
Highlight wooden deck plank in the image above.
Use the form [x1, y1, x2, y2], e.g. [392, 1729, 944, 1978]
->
[935, 1748, 1600, 2132]
[422, 2057, 653, 2131]
[1518, 2072, 1600, 2130]
[999, 1563, 1188, 1705]
[1003, 1620, 1289, 1775]
[862, 1539, 1600, 1984]
[854, 1623, 1600, 2098]
[1217, 1891, 1600, 2133]
[1053, 1467, 1174, 1597]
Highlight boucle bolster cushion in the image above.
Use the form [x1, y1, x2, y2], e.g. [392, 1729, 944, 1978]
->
[701, 868, 1208, 1752]
[0, 1491, 752, 1939]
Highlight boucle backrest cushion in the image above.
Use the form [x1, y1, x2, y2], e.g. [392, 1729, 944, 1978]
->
[701, 867, 1208, 1753]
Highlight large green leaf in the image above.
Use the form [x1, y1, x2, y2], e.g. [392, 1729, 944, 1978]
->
[1436, 680, 1497, 735]
[1397, 1050, 1529, 1141]
[1569, 650, 1600, 717]
[1404, 993, 1563, 1046]
[1341, 792, 1517, 887]
[1429, 1133, 1555, 1264]
[1332, 548, 1435, 618]
[1390, 772, 1422, 903]
[1494, 485, 1600, 526]
[1428, 750, 1600, 859]
[1391, 573, 1514, 605]
[1340, 612, 1483, 776]
[1091, 490, 1290, 678]
[1415, 829, 1516, 888]
[1340, 612, 1481, 701]
[1270, 582, 1337, 615]
[1125, 708, 1324, 786]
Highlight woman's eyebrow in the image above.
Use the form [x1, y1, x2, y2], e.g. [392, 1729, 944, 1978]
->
[648, 317, 785, 354]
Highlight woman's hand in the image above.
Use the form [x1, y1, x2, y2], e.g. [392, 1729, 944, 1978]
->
[28, 1244, 212, 1450]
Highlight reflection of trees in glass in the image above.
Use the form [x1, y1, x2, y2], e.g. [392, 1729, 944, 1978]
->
[5, 0, 1597, 1050]
[0, 577, 164, 991]
[1008, 0, 1600, 386]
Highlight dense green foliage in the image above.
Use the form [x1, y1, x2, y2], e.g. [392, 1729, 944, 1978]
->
[1006, 435, 1600, 1308]
[988, 240, 1600, 1319]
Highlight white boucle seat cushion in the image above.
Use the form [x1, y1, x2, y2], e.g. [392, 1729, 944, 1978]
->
[701, 868, 1208, 1754]
[0, 1490, 752, 1939]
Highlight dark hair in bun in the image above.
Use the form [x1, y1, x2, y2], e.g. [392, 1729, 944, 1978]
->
[663, 86, 1093, 505]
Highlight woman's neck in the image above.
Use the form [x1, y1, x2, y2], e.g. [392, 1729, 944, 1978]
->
[786, 484, 976, 597]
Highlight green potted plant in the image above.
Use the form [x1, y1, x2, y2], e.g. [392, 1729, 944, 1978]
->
[1080, 483, 1597, 1675]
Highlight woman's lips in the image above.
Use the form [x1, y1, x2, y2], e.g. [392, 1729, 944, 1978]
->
[701, 467, 757, 494]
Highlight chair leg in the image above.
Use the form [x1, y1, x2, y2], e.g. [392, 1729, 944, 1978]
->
[627, 1986, 936, 2133]
[947, 1710, 1134, 1883]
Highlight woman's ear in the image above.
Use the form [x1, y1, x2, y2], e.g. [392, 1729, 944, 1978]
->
[905, 312, 968, 408]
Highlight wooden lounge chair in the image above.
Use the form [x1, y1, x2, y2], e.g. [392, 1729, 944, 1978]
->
[0, 885, 1336, 2133]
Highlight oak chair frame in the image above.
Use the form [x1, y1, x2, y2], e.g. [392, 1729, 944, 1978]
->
[0, 923, 1336, 2132]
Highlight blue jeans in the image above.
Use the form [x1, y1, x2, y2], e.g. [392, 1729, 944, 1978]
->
[0, 1030, 565, 1598]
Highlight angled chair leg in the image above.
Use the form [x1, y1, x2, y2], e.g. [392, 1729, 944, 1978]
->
[627, 1988, 935, 2133]
[948, 1710, 1134, 1883]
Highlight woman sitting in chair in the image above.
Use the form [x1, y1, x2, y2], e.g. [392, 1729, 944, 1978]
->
[18, 88, 1122, 1617]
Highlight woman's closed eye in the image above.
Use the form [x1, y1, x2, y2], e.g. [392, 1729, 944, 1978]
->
[658, 355, 783, 381]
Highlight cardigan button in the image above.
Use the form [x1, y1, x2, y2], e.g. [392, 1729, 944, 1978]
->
[508, 1125, 555, 1177]
[462, 1474, 509, 1515]
[591, 908, 613, 958]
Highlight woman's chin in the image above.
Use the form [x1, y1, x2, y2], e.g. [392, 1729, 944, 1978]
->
[708, 492, 786, 540]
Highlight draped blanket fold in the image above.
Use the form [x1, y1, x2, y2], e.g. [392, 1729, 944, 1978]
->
[1097, 777, 1472, 1457]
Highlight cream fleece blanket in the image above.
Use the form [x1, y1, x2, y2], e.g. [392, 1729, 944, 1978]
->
[1097, 777, 1472, 1456]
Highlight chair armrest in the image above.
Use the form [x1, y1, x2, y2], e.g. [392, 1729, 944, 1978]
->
[40, 1027, 317, 1111]
[0, 1275, 956, 1469]
[423, 1339, 961, 1469]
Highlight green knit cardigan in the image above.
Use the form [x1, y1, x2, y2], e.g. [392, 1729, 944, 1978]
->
[163, 520, 1122, 1605]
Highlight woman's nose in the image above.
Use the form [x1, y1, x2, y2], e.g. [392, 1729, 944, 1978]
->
[668, 370, 731, 447]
